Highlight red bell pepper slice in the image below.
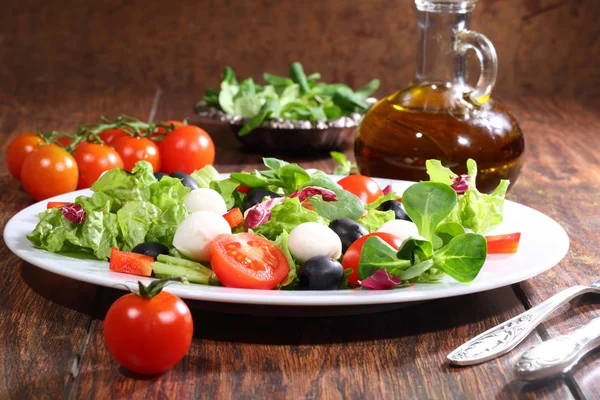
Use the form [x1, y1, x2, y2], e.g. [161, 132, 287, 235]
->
[223, 208, 244, 229]
[485, 232, 521, 254]
[109, 247, 153, 277]
[47, 201, 70, 209]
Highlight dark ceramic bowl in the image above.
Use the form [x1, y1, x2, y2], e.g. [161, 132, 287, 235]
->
[193, 100, 375, 153]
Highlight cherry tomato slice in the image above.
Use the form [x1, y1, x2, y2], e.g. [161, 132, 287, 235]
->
[338, 175, 383, 204]
[210, 233, 290, 289]
[342, 232, 403, 285]
[485, 232, 521, 254]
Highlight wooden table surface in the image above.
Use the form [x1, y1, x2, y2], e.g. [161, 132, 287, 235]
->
[1, 87, 599, 399]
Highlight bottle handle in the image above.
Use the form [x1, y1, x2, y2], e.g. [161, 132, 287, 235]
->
[456, 30, 498, 106]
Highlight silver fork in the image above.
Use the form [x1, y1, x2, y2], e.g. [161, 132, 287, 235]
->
[447, 279, 600, 366]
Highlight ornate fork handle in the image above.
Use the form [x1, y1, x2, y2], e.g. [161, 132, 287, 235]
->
[515, 317, 600, 381]
[447, 285, 596, 366]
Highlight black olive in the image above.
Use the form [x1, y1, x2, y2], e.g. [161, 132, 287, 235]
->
[154, 172, 168, 181]
[242, 189, 281, 212]
[329, 218, 368, 253]
[132, 242, 170, 261]
[298, 256, 344, 290]
[170, 171, 200, 190]
[377, 200, 412, 221]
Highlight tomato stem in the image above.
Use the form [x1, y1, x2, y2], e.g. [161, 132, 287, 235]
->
[136, 276, 189, 299]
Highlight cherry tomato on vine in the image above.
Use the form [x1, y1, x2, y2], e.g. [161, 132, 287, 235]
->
[342, 232, 403, 285]
[159, 125, 215, 174]
[210, 233, 290, 289]
[153, 120, 184, 138]
[20, 144, 78, 201]
[57, 136, 74, 147]
[73, 142, 124, 189]
[103, 279, 193, 375]
[112, 136, 161, 172]
[337, 175, 383, 204]
[6, 134, 44, 181]
[98, 128, 129, 145]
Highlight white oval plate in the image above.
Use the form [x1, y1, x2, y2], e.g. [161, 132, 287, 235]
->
[3, 176, 569, 307]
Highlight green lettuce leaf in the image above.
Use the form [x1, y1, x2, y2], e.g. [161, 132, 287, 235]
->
[146, 202, 189, 248]
[27, 207, 119, 260]
[210, 178, 245, 210]
[426, 159, 510, 234]
[360, 209, 395, 233]
[254, 197, 328, 240]
[190, 165, 220, 188]
[116, 201, 162, 251]
[273, 230, 300, 288]
[150, 176, 190, 211]
[91, 161, 156, 212]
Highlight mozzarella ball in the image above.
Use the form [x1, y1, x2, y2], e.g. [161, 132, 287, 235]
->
[377, 220, 419, 241]
[289, 222, 342, 262]
[184, 188, 228, 215]
[173, 211, 231, 261]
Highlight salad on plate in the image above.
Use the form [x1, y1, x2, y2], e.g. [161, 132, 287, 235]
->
[26, 157, 519, 291]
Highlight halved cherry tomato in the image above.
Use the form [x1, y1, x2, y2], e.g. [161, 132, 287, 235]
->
[338, 175, 383, 204]
[109, 247, 153, 277]
[236, 185, 251, 194]
[485, 232, 521, 254]
[20, 144, 79, 201]
[73, 142, 124, 189]
[159, 125, 215, 174]
[223, 208, 243, 229]
[47, 201, 70, 209]
[342, 232, 403, 285]
[210, 233, 290, 289]
[103, 280, 193, 374]
[112, 136, 161, 172]
[6, 134, 44, 181]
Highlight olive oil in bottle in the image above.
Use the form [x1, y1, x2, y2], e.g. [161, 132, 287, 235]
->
[355, 1, 525, 193]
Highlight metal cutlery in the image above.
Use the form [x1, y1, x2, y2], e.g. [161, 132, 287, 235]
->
[447, 279, 600, 366]
[514, 316, 600, 381]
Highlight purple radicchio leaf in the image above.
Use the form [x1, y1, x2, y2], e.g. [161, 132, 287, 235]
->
[290, 186, 338, 202]
[359, 269, 401, 290]
[244, 197, 285, 230]
[382, 184, 394, 196]
[451, 175, 470, 195]
[61, 203, 87, 224]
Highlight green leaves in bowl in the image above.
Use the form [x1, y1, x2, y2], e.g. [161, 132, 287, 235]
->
[204, 62, 380, 136]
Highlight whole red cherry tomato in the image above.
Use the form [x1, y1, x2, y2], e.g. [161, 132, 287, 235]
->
[99, 128, 130, 145]
[342, 232, 403, 285]
[20, 144, 78, 201]
[6, 134, 44, 181]
[73, 142, 124, 189]
[103, 278, 193, 375]
[159, 125, 215, 174]
[338, 175, 383, 204]
[112, 136, 161, 172]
